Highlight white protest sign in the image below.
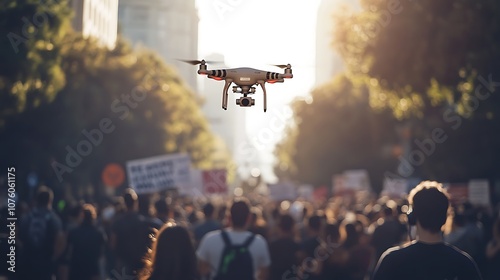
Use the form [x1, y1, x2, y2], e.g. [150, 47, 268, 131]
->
[126, 153, 191, 194]
[298, 184, 314, 200]
[381, 177, 408, 198]
[343, 169, 371, 191]
[178, 168, 204, 197]
[268, 182, 296, 201]
[332, 174, 347, 195]
[468, 179, 490, 206]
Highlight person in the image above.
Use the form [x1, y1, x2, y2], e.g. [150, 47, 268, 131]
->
[139, 222, 198, 280]
[248, 208, 269, 241]
[320, 223, 350, 280]
[193, 202, 222, 246]
[372, 181, 483, 280]
[66, 204, 107, 280]
[445, 206, 484, 265]
[197, 198, 271, 280]
[138, 194, 163, 230]
[18, 186, 65, 280]
[296, 214, 323, 280]
[269, 214, 299, 280]
[154, 197, 171, 223]
[110, 188, 156, 277]
[341, 220, 374, 280]
[371, 204, 406, 259]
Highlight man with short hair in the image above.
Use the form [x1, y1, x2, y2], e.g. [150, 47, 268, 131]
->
[197, 198, 271, 280]
[193, 202, 222, 245]
[372, 181, 483, 280]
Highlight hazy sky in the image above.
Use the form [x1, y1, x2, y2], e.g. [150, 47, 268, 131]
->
[196, 0, 322, 181]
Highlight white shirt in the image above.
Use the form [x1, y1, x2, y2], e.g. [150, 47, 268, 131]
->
[196, 229, 271, 279]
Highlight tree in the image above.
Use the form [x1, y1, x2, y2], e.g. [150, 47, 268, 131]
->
[0, 34, 225, 198]
[0, 0, 71, 121]
[333, 0, 500, 183]
[274, 74, 401, 191]
[334, 0, 500, 118]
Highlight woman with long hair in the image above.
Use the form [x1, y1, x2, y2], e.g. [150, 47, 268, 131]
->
[139, 222, 198, 280]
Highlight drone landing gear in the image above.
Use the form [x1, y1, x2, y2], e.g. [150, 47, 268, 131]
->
[222, 80, 232, 110]
[258, 81, 267, 112]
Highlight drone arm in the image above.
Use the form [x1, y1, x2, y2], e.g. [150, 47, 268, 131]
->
[258, 81, 267, 112]
[222, 79, 232, 110]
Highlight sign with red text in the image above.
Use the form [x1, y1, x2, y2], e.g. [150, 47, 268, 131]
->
[202, 169, 228, 195]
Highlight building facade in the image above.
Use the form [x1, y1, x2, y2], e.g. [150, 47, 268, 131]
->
[117, 0, 199, 92]
[315, 0, 359, 86]
[70, 0, 119, 49]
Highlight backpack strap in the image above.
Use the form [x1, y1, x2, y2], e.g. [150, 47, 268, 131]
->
[220, 230, 232, 246]
[242, 233, 255, 248]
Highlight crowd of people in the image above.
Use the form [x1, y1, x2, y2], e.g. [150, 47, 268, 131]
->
[1, 181, 500, 280]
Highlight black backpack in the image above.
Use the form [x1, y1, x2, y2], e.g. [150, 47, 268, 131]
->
[22, 210, 56, 255]
[215, 230, 256, 280]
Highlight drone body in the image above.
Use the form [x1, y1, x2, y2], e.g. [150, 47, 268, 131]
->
[183, 60, 293, 112]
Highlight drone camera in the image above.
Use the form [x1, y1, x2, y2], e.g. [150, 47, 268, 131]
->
[236, 97, 255, 107]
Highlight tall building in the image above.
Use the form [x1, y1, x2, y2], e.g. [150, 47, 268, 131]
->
[70, 0, 119, 49]
[315, 0, 359, 86]
[117, 0, 199, 92]
[200, 53, 248, 168]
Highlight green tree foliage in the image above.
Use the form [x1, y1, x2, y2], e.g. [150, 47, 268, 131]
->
[0, 0, 71, 121]
[0, 34, 222, 197]
[333, 0, 500, 182]
[275, 75, 400, 189]
[335, 0, 500, 118]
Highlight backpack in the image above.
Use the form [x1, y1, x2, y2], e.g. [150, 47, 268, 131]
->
[215, 230, 256, 280]
[23, 209, 55, 254]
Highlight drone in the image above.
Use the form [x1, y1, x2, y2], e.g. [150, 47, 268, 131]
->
[181, 59, 293, 112]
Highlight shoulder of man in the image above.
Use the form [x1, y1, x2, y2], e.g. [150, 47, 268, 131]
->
[200, 229, 224, 244]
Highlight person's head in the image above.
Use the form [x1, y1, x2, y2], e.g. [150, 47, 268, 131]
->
[138, 195, 153, 217]
[82, 204, 97, 226]
[69, 202, 84, 221]
[307, 215, 322, 235]
[202, 202, 215, 219]
[278, 213, 295, 235]
[154, 198, 170, 218]
[140, 223, 197, 280]
[123, 188, 138, 212]
[35, 186, 53, 208]
[229, 198, 251, 229]
[341, 222, 359, 249]
[324, 223, 341, 244]
[408, 181, 450, 233]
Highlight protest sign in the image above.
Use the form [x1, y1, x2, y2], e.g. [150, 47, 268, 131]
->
[381, 177, 408, 198]
[126, 153, 191, 194]
[468, 179, 490, 206]
[268, 182, 296, 201]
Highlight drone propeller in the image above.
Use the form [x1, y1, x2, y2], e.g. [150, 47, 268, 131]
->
[178, 59, 222, 65]
[271, 64, 292, 69]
